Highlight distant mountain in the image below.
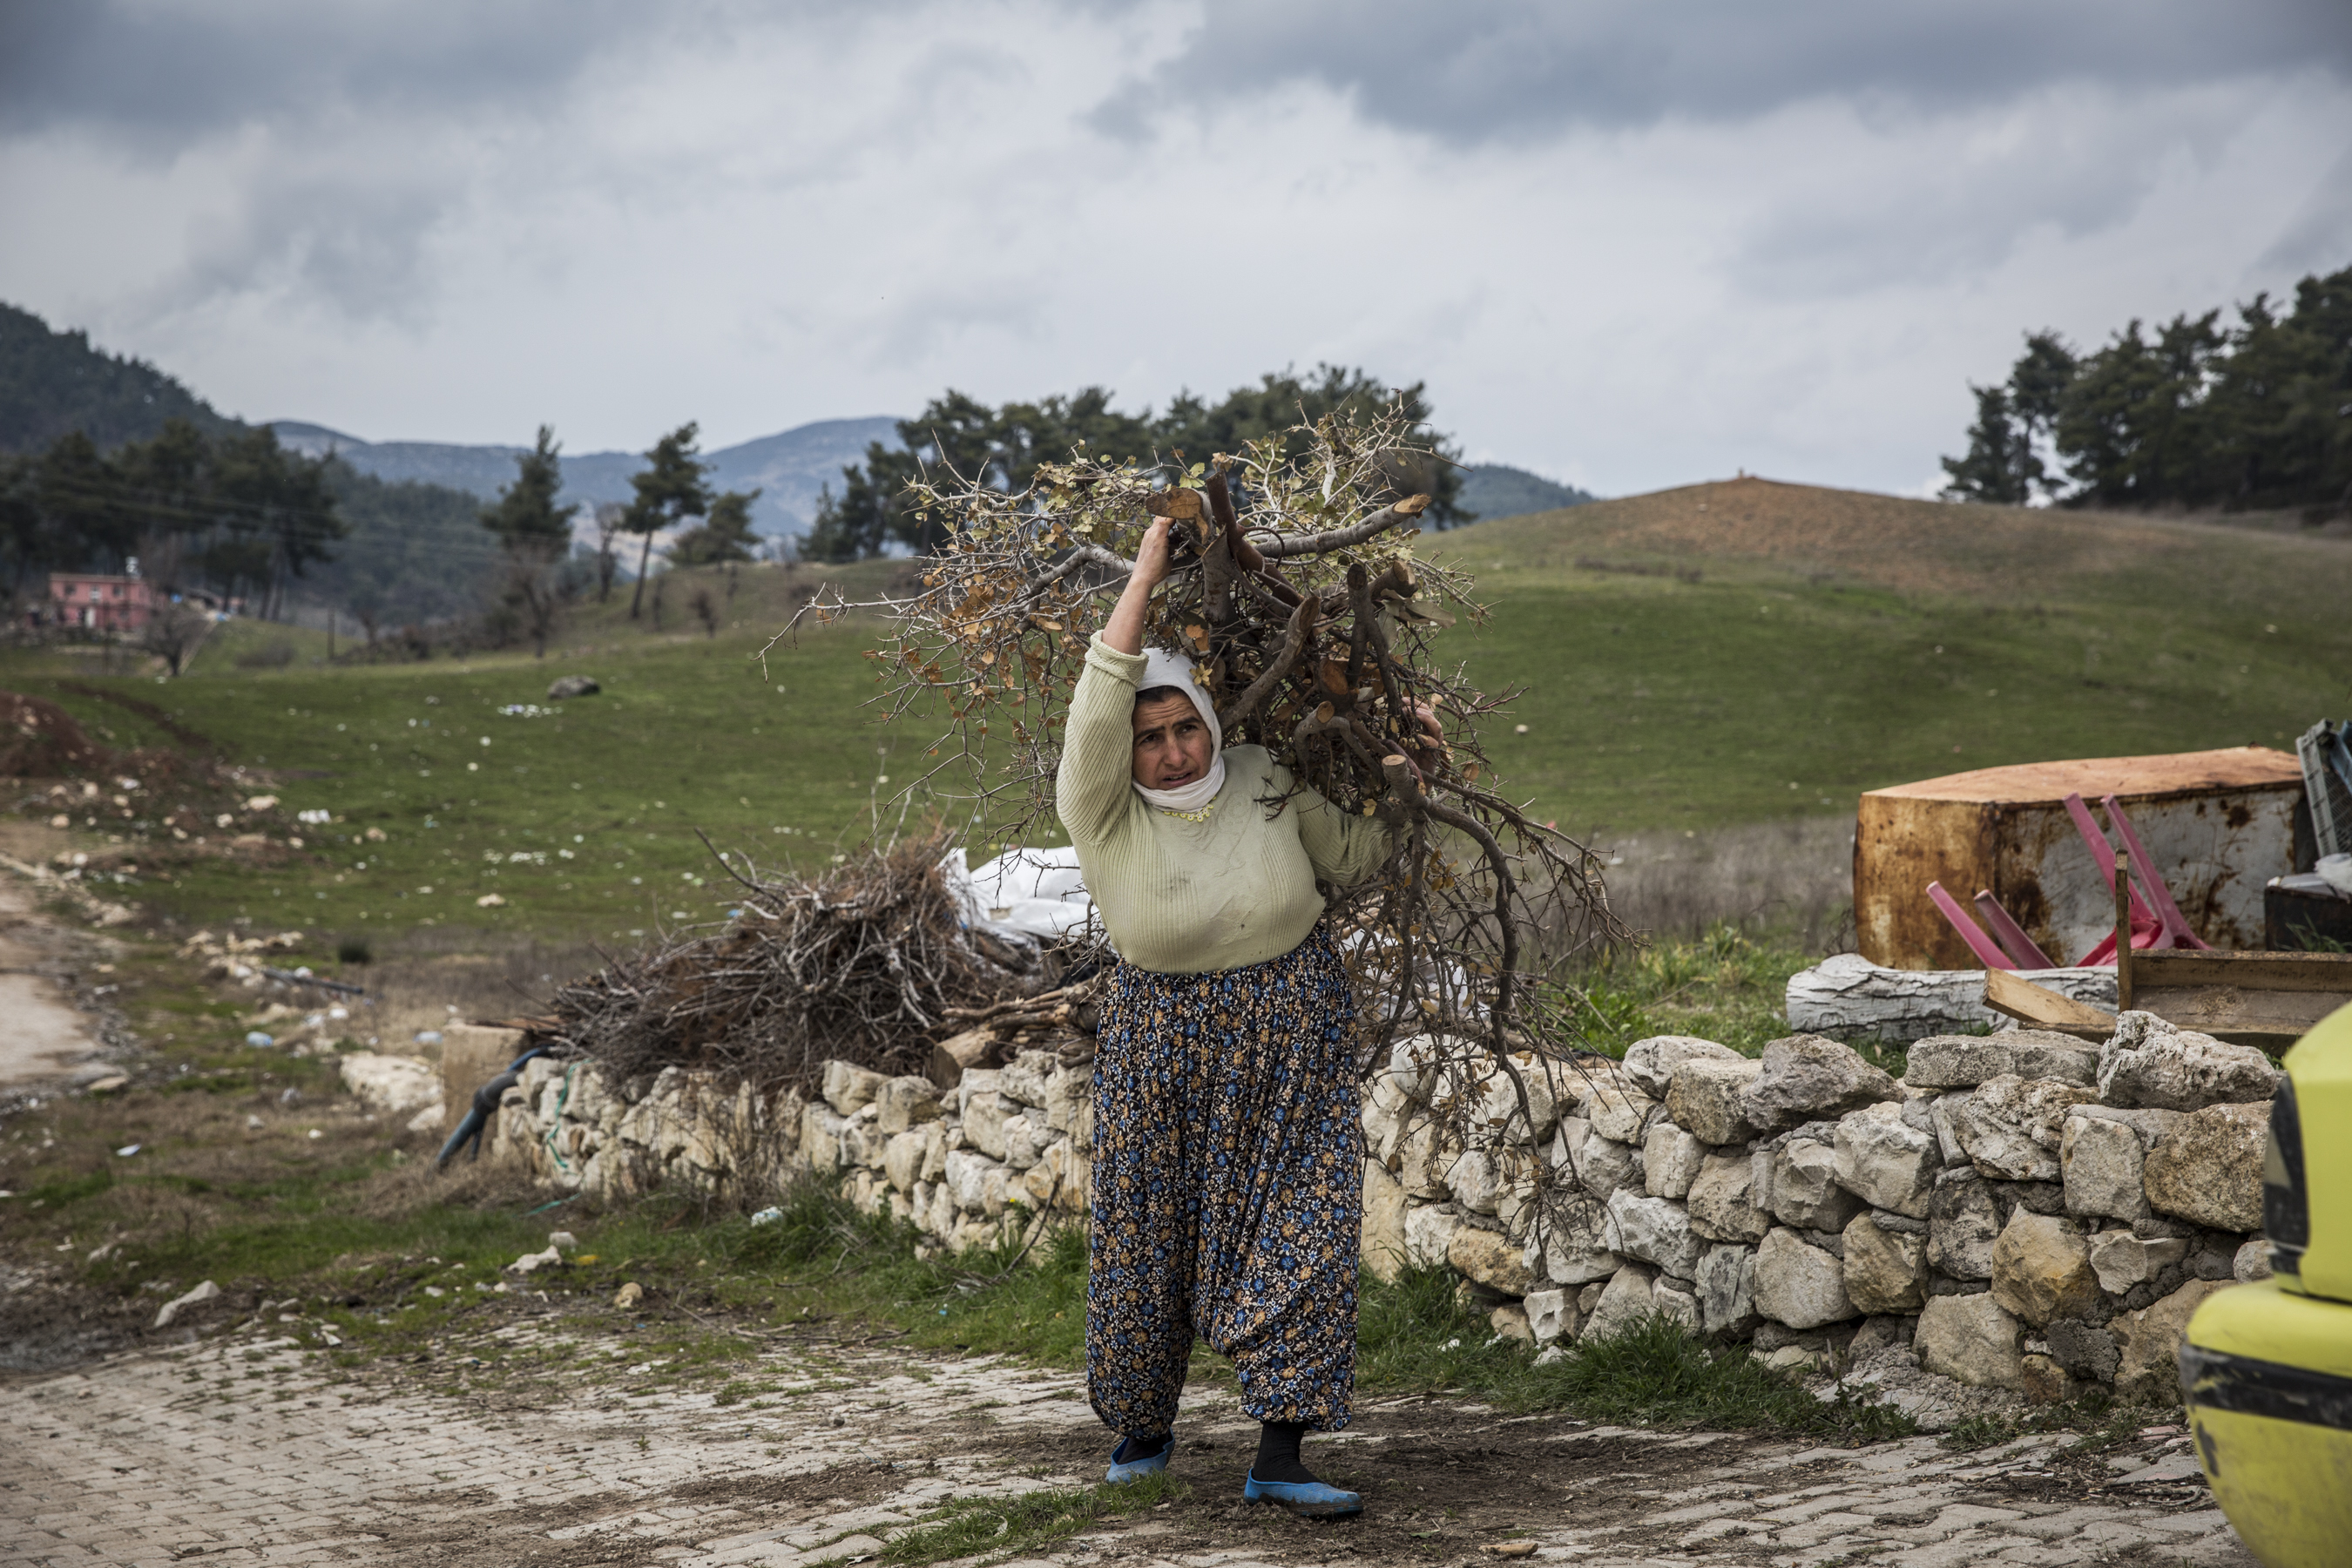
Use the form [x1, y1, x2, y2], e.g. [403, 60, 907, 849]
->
[1457, 463, 1596, 522]
[0, 301, 240, 453]
[271, 416, 903, 541]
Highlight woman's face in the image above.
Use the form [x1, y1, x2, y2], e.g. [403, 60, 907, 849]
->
[1131, 692, 1213, 789]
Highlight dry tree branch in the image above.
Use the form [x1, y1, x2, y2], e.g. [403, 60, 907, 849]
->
[760, 401, 1632, 1239]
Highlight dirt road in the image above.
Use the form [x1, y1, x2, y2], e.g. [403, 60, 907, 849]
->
[0, 874, 108, 1092]
[0, 1301, 2254, 1568]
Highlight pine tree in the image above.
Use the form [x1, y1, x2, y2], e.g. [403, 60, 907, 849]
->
[621, 423, 713, 617]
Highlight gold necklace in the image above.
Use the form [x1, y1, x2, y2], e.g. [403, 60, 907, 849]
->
[1157, 799, 1219, 824]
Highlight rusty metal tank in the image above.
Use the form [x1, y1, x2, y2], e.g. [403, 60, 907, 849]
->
[1855, 747, 2305, 970]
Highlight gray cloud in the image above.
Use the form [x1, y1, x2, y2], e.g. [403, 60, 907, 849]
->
[1106, 0, 2352, 143]
[0, 0, 668, 149]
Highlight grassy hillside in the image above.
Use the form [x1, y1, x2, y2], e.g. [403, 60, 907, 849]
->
[4, 480, 2346, 945]
[1435, 477, 2352, 832]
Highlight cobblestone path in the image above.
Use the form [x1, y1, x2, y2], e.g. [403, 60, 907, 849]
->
[1, 1321, 2254, 1568]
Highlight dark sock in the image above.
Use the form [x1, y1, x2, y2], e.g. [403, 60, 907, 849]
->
[1253, 1420, 1315, 1485]
[1113, 1431, 1171, 1465]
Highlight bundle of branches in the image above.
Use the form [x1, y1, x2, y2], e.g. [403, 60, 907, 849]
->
[545, 831, 1019, 1092]
[784, 402, 1630, 1134]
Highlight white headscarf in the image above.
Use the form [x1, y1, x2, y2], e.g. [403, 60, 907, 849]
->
[1132, 645, 1226, 814]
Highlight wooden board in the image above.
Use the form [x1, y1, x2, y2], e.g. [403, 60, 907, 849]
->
[1983, 967, 2118, 1038]
[2111, 850, 2352, 1048]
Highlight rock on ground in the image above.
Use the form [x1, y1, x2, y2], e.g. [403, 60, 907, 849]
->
[1686, 1148, 1772, 1244]
[1842, 1213, 1928, 1315]
[1832, 1099, 1942, 1219]
[1740, 1035, 1901, 1132]
[1751, 1227, 1855, 1330]
[1988, 1210, 2100, 1327]
[2144, 1101, 2270, 1232]
[1916, 1291, 2025, 1389]
[1903, 1031, 2101, 1091]
[2099, 1011, 2283, 1112]
[1952, 1074, 2098, 1181]
[1665, 1056, 1761, 1146]
[1620, 1034, 1742, 1098]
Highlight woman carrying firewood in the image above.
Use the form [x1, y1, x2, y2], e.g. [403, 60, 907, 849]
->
[1058, 514, 1430, 1519]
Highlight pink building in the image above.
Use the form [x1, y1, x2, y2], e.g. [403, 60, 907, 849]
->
[47, 573, 156, 632]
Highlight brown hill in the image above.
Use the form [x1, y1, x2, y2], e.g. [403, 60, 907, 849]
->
[1450, 476, 2351, 612]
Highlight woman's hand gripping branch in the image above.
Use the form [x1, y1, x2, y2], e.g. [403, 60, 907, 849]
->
[1104, 517, 1173, 656]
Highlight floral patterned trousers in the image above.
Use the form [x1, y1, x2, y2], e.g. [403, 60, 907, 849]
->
[1085, 925, 1362, 1437]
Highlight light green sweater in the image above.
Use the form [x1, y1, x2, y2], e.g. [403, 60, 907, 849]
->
[1055, 633, 1391, 974]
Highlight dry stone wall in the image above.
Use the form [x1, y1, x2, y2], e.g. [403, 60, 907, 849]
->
[487, 1008, 2277, 1406]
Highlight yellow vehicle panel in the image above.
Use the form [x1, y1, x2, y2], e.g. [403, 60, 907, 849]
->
[2183, 1034, 2352, 1568]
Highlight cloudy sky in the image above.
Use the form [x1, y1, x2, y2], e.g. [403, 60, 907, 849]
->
[4, 0, 2350, 497]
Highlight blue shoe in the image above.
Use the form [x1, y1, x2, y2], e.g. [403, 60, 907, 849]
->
[1243, 1473, 1362, 1517]
[1106, 1432, 1172, 1484]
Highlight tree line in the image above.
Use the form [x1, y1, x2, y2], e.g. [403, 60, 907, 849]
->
[1942, 261, 2352, 512]
[804, 364, 1471, 561]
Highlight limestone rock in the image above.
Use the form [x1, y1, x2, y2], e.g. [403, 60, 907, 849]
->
[1755, 1136, 1864, 1233]
[1696, 1242, 1761, 1336]
[2143, 1101, 2268, 1232]
[1444, 1148, 1504, 1215]
[1526, 1190, 1621, 1285]
[821, 1060, 889, 1117]
[1952, 1075, 2097, 1181]
[1524, 1286, 1578, 1344]
[1361, 1159, 1409, 1282]
[962, 1091, 1013, 1160]
[1361, 1074, 1414, 1165]
[1022, 1139, 1085, 1212]
[2045, 1316, 2120, 1383]
[1449, 1224, 1534, 1295]
[1753, 1227, 1855, 1329]
[799, 1102, 849, 1173]
[1740, 1035, 1901, 1132]
[337, 1051, 441, 1117]
[1489, 1303, 1534, 1342]
[1687, 1150, 1773, 1244]
[883, 1130, 929, 1193]
[1000, 1112, 1044, 1172]
[1666, 1057, 1762, 1146]
[1842, 1213, 1928, 1314]
[1989, 1210, 2099, 1326]
[1927, 1172, 2002, 1280]
[1404, 1205, 1463, 1271]
[1044, 1064, 1090, 1133]
[2099, 1011, 2283, 1112]
[1903, 1031, 2100, 1091]
[2112, 1278, 2227, 1402]
[1652, 1279, 1701, 1332]
[943, 1149, 1007, 1216]
[875, 1075, 943, 1135]
[1582, 1262, 1661, 1342]
[1475, 1052, 1562, 1139]
[1583, 1072, 1660, 1146]
[1570, 1127, 1641, 1203]
[153, 1279, 220, 1328]
[1643, 1125, 1706, 1200]
[997, 1049, 1056, 1109]
[1916, 1292, 2025, 1389]
[1395, 1121, 1449, 1200]
[2087, 1229, 2187, 1296]
[1605, 1189, 1703, 1279]
[2058, 1112, 2155, 1222]
[546, 673, 599, 700]
[1622, 1035, 1742, 1098]
[1833, 1100, 1941, 1219]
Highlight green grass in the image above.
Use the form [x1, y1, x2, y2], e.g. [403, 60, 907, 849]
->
[1441, 559, 2351, 837]
[8, 495, 2349, 948]
[878, 1474, 1187, 1566]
